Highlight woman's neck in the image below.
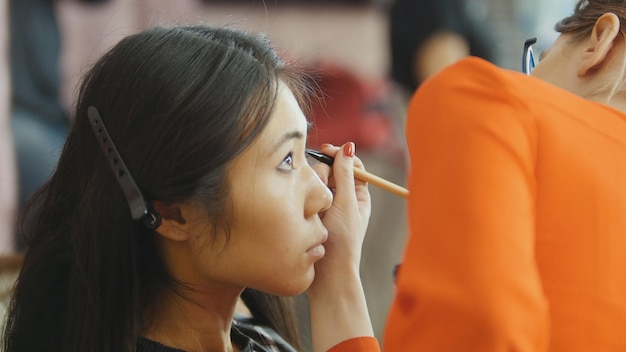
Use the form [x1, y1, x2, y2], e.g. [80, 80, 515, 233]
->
[144, 286, 243, 352]
[586, 90, 626, 115]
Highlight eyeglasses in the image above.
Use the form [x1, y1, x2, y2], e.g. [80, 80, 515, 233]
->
[522, 37, 537, 75]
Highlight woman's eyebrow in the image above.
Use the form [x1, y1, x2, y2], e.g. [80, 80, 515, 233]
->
[270, 130, 305, 155]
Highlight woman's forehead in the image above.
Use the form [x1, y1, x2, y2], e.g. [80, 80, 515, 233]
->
[266, 84, 309, 137]
[244, 84, 308, 159]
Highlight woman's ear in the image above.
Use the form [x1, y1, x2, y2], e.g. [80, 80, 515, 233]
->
[152, 201, 192, 242]
[578, 12, 621, 76]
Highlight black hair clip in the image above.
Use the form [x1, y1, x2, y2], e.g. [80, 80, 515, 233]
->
[87, 106, 161, 229]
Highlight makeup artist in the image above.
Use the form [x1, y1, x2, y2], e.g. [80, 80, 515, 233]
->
[2, 25, 379, 352]
[385, 0, 626, 350]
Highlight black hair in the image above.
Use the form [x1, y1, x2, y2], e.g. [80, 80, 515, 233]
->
[2, 24, 312, 352]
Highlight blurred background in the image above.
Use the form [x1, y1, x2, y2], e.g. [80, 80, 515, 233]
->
[0, 0, 575, 347]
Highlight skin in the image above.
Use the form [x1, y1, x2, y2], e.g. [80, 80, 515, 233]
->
[146, 82, 373, 352]
[180, 82, 334, 297]
[531, 12, 626, 113]
[307, 142, 373, 352]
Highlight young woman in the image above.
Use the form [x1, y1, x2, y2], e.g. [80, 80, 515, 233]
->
[2, 25, 379, 352]
[385, 0, 626, 351]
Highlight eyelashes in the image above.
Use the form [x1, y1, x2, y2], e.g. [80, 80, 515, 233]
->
[278, 150, 315, 172]
[277, 152, 295, 171]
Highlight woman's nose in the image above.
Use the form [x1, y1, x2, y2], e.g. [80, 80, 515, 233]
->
[305, 166, 333, 217]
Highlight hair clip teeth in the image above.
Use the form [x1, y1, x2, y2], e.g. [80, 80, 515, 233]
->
[87, 106, 160, 228]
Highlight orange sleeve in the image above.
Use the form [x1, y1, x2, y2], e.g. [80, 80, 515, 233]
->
[327, 337, 380, 352]
[384, 58, 549, 351]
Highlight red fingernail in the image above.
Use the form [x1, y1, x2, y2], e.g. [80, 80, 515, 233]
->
[343, 142, 354, 157]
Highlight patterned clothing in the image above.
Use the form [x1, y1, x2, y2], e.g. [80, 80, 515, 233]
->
[136, 317, 296, 352]
[136, 317, 379, 352]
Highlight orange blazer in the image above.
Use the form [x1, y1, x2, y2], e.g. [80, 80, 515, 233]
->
[384, 57, 626, 351]
[328, 337, 379, 352]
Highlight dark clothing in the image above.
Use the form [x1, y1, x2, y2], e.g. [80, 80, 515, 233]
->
[389, 0, 494, 91]
[9, 0, 108, 212]
[136, 317, 297, 352]
[10, 0, 65, 125]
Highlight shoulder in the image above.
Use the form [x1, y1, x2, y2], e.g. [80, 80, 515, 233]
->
[403, 56, 595, 136]
[404, 57, 546, 165]
[415, 56, 578, 110]
[415, 57, 621, 129]
[416, 57, 533, 103]
[328, 337, 381, 352]
[406, 57, 538, 134]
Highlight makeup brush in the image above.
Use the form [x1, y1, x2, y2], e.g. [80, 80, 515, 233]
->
[305, 149, 409, 199]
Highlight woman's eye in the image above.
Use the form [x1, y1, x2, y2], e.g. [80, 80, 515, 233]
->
[278, 152, 295, 171]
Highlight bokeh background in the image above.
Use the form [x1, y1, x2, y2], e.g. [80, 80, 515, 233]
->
[0, 0, 576, 348]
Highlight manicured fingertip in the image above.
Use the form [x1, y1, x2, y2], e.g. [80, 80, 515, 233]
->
[343, 142, 355, 158]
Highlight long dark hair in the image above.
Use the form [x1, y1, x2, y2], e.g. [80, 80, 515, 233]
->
[2, 25, 311, 352]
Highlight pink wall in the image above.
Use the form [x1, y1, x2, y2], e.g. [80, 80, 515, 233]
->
[0, 0, 16, 254]
[56, 1, 389, 111]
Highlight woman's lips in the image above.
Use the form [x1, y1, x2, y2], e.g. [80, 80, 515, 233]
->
[307, 243, 326, 259]
[307, 231, 328, 259]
